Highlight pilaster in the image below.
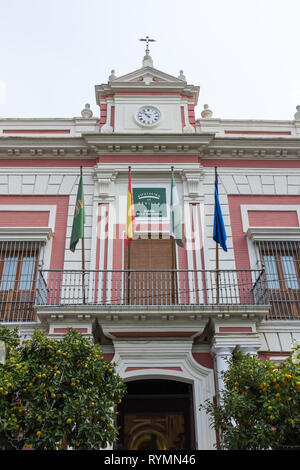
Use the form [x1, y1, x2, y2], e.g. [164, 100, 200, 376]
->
[209, 315, 263, 396]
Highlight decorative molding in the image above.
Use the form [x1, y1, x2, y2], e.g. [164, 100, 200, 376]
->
[183, 124, 196, 134]
[93, 167, 117, 197]
[183, 169, 205, 197]
[241, 204, 300, 233]
[247, 226, 300, 242]
[83, 133, 213, 155]
[112, 338, 216, 450]
[0, 226, 53, 242]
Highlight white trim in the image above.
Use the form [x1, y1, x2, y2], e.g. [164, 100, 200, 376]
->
[0, 204, 56, 231]
[0, 168, 95, 176]
[113, 339, 216, 450]
[241, 204, 300, 233]
[184, 202, 195, 303]
[258, 320, 300, 332]
[0, 204, 56, 270]
[106, 203, 114, 303]
[247, 226, 300, 242]
[98, 205, 108, 303]
[0, 226, 53, 243]
[240, 204, 300, 270]
[192, 204, 204, 304]
[87, 199, 101, 301]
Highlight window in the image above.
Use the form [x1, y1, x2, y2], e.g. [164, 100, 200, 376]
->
[0, 241, 43, 321]
[256, 240, 300, 319]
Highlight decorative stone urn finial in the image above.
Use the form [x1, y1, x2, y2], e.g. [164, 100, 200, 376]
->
[81, 103, 93, 119]
[109, 69, 117, 81]
[178, 70, 186, 81]
[201, 104, 213, 119]
[294, 105, 300, 121]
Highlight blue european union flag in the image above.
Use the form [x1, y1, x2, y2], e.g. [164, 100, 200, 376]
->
[213, 174, 227, 252]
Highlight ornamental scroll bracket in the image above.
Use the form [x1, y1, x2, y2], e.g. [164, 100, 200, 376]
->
[182, 167, 205, 198]
[93, 167, 117, 197]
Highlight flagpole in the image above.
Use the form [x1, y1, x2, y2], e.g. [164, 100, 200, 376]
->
[215, 166, 220, 304]
[80, 166, 86, 304]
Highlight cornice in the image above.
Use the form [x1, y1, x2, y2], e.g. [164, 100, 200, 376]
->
[0, 136, 93, 158]
[247, 226, 300, 242]
[35, 304, 269, 324]
[0, 226, 53, 242]
[83, 132, 214, 155]
[0, 118, 99, 124]
[1, 132, 300, 160]
[210, 136, 300, 148]
[200, 135, 300, 160]
[258, 320, 300, 332]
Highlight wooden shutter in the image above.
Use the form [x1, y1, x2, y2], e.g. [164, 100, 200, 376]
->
[125, 238, 174, 270]
[125, 237, 177, 305]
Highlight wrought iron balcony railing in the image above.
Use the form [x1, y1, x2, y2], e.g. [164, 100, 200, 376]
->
[1, 268, 299, 322]
[35, 268, 267, 308]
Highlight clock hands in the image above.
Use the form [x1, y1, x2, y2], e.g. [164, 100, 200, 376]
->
[137, 107, 160, 125]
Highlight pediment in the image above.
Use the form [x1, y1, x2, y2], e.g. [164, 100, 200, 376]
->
[109, 66, 187, 86]
[95, 63, 200, 105]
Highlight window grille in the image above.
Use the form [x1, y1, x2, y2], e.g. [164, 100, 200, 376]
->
[0, 241, 44, 322]
[255, 240, 300, 319]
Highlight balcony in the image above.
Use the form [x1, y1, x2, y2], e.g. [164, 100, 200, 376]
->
[35, 268, 266, 306]
[1, 268, 299, 323]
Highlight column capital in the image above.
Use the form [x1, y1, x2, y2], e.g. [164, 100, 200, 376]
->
[210, 344, 235, 357]
[238, 344, 261, 356]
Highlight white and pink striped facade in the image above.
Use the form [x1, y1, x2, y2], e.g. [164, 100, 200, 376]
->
[1, 53, 300, 449]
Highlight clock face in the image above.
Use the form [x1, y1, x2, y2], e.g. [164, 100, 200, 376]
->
[137, 106, 161, 126]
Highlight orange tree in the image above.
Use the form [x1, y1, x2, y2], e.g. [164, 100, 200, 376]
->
[0, 326, 126, 450]
[201, 343, 300, 450]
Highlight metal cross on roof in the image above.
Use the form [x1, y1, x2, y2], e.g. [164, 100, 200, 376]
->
[139, 35, 156, 55]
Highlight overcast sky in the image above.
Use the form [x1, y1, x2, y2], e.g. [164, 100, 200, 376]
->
[1, 0, 300, 121]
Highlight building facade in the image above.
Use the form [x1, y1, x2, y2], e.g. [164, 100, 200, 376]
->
[1, 49, 300, 450]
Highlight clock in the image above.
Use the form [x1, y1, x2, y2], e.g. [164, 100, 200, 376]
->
[136, 106, 161, 126]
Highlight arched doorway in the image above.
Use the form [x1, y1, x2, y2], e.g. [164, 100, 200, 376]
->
[116, 379, 195, 450]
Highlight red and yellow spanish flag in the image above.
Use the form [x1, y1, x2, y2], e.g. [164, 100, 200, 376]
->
[125, 166, 135, 247]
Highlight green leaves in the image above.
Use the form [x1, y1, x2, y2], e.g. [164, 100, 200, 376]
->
[201, 347, 300, 450]
[0, 326, 126, 450]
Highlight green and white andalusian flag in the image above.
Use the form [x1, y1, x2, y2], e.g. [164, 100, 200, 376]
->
[170, 168, 184, 248]
[70, 172, 85, 253]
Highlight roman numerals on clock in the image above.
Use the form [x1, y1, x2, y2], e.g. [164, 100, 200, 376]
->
[137, 107, 161, 126]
